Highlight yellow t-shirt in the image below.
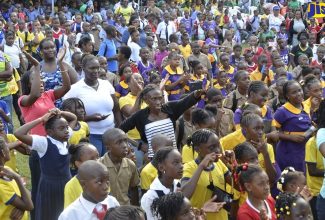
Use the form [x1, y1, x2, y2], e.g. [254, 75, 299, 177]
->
[183, 160, 229, 220]
[305, 136, 324, 196]
[64, 176, 83, 208]
[119, 93, 147, 140]
[220, 129, 245, 151]
[179, 44, 192, 59]
[4, 134, 19, 172]
[31, 32, 45, 53]
[69, 121, 90, 145]
[258, 144, 275, 170]
[182, 144, 198, 164]
[140, 162, 157, 190]
[0, 167, 28, 220]
[250, 68, 275, 84]
[16, 30, 34, 52]
[114, 6, 135, 23]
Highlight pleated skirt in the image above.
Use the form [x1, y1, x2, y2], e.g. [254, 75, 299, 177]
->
[35, 175, 70, 220]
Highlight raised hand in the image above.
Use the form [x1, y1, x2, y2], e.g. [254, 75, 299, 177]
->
[57, 46, 67, 63]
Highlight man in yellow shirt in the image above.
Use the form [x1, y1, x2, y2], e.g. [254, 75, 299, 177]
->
[114, 0, 135, 23]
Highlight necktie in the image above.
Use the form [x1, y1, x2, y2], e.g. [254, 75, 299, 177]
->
[93, 204, 108, 220]
[165, 22, 169, 44]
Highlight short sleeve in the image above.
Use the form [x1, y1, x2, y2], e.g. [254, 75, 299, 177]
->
[0, 179, 17, 205]
[119, 96, 130, 109]
[140, 167, 153, 190]
[316, 128, 325, 149]
[305, 137, 317, 163]
[129, 160, 140, 187]
[32, 135, 48, 157]
[267, 144, 275, 163]
[233, 109, 242, 125]
[182, 161, 196, 179]
[273, 107, 286, 128]
[182, 145, 195, 164]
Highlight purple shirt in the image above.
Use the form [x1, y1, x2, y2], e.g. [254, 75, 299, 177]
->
[234, 105, 273, 125]
[154, 51, 169, 72]
[180, 17, 192, 35]
[205, 37, 219, 54]
[279, 48, 289, 65]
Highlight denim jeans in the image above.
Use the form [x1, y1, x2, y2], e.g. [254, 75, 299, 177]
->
[89, 134, 105, 156]
[317, 194, 325, 220]
[0, 94, 13, 133]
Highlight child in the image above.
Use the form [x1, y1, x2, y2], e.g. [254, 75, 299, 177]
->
[161, 52, 187, 101]
[181, 129, 234, 220]
[0, 137, 34, 220]
[219, 53, 237, 82]
[206, 88, 235, 137]
[137, 48, 154, 84]
[222, 30, 236, 54]
[250, 55, 275, 85]
[223, 70, 250, 112]
[230, 44, 244, 68]
[291, 54, 309, 81]
[277, 23, 288, 42]
[205, 29, 219, 56]
[61, 98, 90, 145]
[213, 70, 228, 97]
[311, 45, 325, 69]
[236, 164, 276, 220]
[99, 128, 140, 205]
[248, 35, 264, 65]
[268, 76, 288, 113]
[275, 192, 313, 220]
[277, 38, 290, 67]
[141, 147, 183, 219]
[274, 80, 312, 172]
[154, 40, 169, 73]
[244, 49, 257, 73]
[140, 134, 173, 193]
[104, 205, 145, 220]
[64, 142, 99, 208]
[14, 109, 77, 220]
[59, 160, 120, 219]
[179, 33, 192, 59]
[115, 65, 132, 98]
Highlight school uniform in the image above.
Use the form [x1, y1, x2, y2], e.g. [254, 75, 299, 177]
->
[214, 83, 228, 97]
[223, 89, 248, 112]
[181, 144, 198, 164]
[115, 80, 129, 98]
[218, 64, 237, 81]
[218, 108, 235, 138]
[69, 121, 90, 145]
[59, 194, 119, 220]
[64, 176, 83, 209]
[237, 196, 276, 220]
[274, 102, 312, 172]
[4, 134, 19, 172]
[140, 162, 158, 191]
[32, 134, 72, 220]
[250, 68, 275, 84]
[161, 65, 185, 101]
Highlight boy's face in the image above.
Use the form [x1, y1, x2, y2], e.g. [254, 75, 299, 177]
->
[208, 95, 223, 108]
[107, 132, 129, 159]
[83, 169, 110, 202]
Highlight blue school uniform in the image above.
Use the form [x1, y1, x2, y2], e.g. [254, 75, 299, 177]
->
[273, 102, 311, 172]
[161, 65, 185, 101]
[137, 61, 154, 84]
[35, 138, 71, 220]
[115, 80, 129, 98]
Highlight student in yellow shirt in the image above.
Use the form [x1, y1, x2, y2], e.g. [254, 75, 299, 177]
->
[305, 136, 324, 219]
[30, 20, 45, 57]
[0, 137, 33, 220]
[16, 20, 34, 52]
[61, 98, 90, 145]
[64, 142, 99, 208]
[181, 129, 234, 220]
[179, 33, 192, 59]
[250, 54, 274, 86]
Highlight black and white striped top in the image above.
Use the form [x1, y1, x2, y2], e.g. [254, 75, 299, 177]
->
[145, 118, 176, 158]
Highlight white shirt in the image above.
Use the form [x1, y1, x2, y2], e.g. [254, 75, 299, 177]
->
[63, 79, 115, 134]
[3, 44, 21, 68]
[268, 14, 285, 32]
[141, 177, 180, 220]
[75, 32, 95, 45]
[58, 194, 120, 220]
[31, 129, 72, 158]
[155, 21, 176, 42]
[127, 41, 141, 63]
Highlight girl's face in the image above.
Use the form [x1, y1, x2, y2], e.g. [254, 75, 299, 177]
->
[83, 42, 94, 53]
[245, 171, 270, 200]
[196, 117, 216, 130]
[75, 145, 99, 168]
[159, 41, 167, 51]
[170, 56, 181, 68]
[299, 35, 308, 46]
[289, 197, 313, 220]
[234, 47, 242, 57]
[5, 35, 15, 46]
[84, 59, 100, 82]
[140, 49, 150, 61]
[249, 37, 258, 46]
[243, 118, 264, 142]
[317, 49, 325, 61]
[218, 71, 228, 85]
[197, 134, 222, 160]
[122, 67, 132, 78]
[41, 41, 57, 59]
[308, 81, 323, 99]
[220, 55, 230, 67]
[98, 58, 107, 69]
[48, 118, 70, 142]
[33, 21, 41, 31]
[295, 11, 301, 19]
[129, 73, 144, 92]
[145, 89, 164, 111]
[287, 175, 306, 194]
[176, 198, 195, 220]
[131, 30, 140, 43]
[237, 73, 251, 91]
[250, 86, 268, 107]
[286, 82, 304, 106]
[208, 95, 223, 108]
[161, 150, 183, 180]
[194, 63, 204, 76]
[238, 150, 259, 165]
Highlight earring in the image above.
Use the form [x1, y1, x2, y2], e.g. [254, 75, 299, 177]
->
[163, 170, 166, 174]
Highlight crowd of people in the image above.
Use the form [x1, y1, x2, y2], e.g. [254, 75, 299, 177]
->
[0, 0, 325, 219]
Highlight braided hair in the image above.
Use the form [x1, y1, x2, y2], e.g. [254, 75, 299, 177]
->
[68, 141, 92, 169]
[275, 192, 300, 218]
[104, 205, 145, 220]
[236, 163, 264, 191]
[138, 83, 160, 103]
[151, 192, 186, 220]
[240, 113, 262, 128]
[277, 167, 304, 192]
[151, 147, 176, 178]
[282, 80, 301, 101]
[61, 98, 85, 117]
[187, 129, 217, 156]
[247, 81, 267, 98]
[191, 108, 214, 127]
[234, 142, 258, 164]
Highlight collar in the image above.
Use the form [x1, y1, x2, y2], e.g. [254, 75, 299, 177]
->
[299, 43, 308, 52]
[165, 65, 184, 75]
[235, 89, 247, 99]
[246, 198, 272, 219]
[219, 65, 235, 73]
[101, 153, 129, 169]
[191, 74, 204, 81]
[79, 194, 107, 215]
[283, 102, 309, 115]
[214, 83, 225, 89]
[120, 80, 128, 89]
[261, 105, 267, 117]
[150, 177, 179, 193]
[46, 135, 68, 149]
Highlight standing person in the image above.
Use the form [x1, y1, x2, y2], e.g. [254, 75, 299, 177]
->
[290, 32, 313, 67]
[288, 9, 308, 46]
[14, 109, 77, 220]
[127, 26, 141, 63]
[268, 6, 285, 32]
[120, 84, 203, 158]
[63, 54, 122, 156]
[274, 80, 312, 172]
[156, 12, 176, 44]
[98, 25, 118, 73]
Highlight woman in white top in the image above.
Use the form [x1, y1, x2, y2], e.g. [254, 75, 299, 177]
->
[141, 147, 183, 220]
[289, 9, 307, 46]
[127, 25, 141, 63]
[63, 54, 122, 156]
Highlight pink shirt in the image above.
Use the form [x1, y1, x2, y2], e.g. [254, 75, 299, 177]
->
[18, 90, 56, 136]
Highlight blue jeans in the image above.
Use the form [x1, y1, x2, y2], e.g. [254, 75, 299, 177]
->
[317, 195, 325, 220]
[0, 95, 13, 133]
[89, 134, 105, 156]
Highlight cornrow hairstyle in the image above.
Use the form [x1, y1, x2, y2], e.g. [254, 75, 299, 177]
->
[104, 205, 145, 220]
[302, 74, 320, 91]
[247, 81, 267, 98]
[234, 142, 258, 162]
[241, 103, 260, 115]
[233, 70, 249, 83]
[275, 192, 300, 218]
[277, 167, 304, 192]
[236, 163, 264, 191]
[151, 146, 176, 177]
[68, 141, 91, 169]
[206, 88, 222, 101]
[61, 98, 86, 116]
[138, 83, 160, 103]
[187, 129, 216, 152]
[317, 99, 325, 128]
[283, 80, 300, 101]
[191, 108, 214, 126]
[240, 112, 262, 128]
[151, 192, 185, 220]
